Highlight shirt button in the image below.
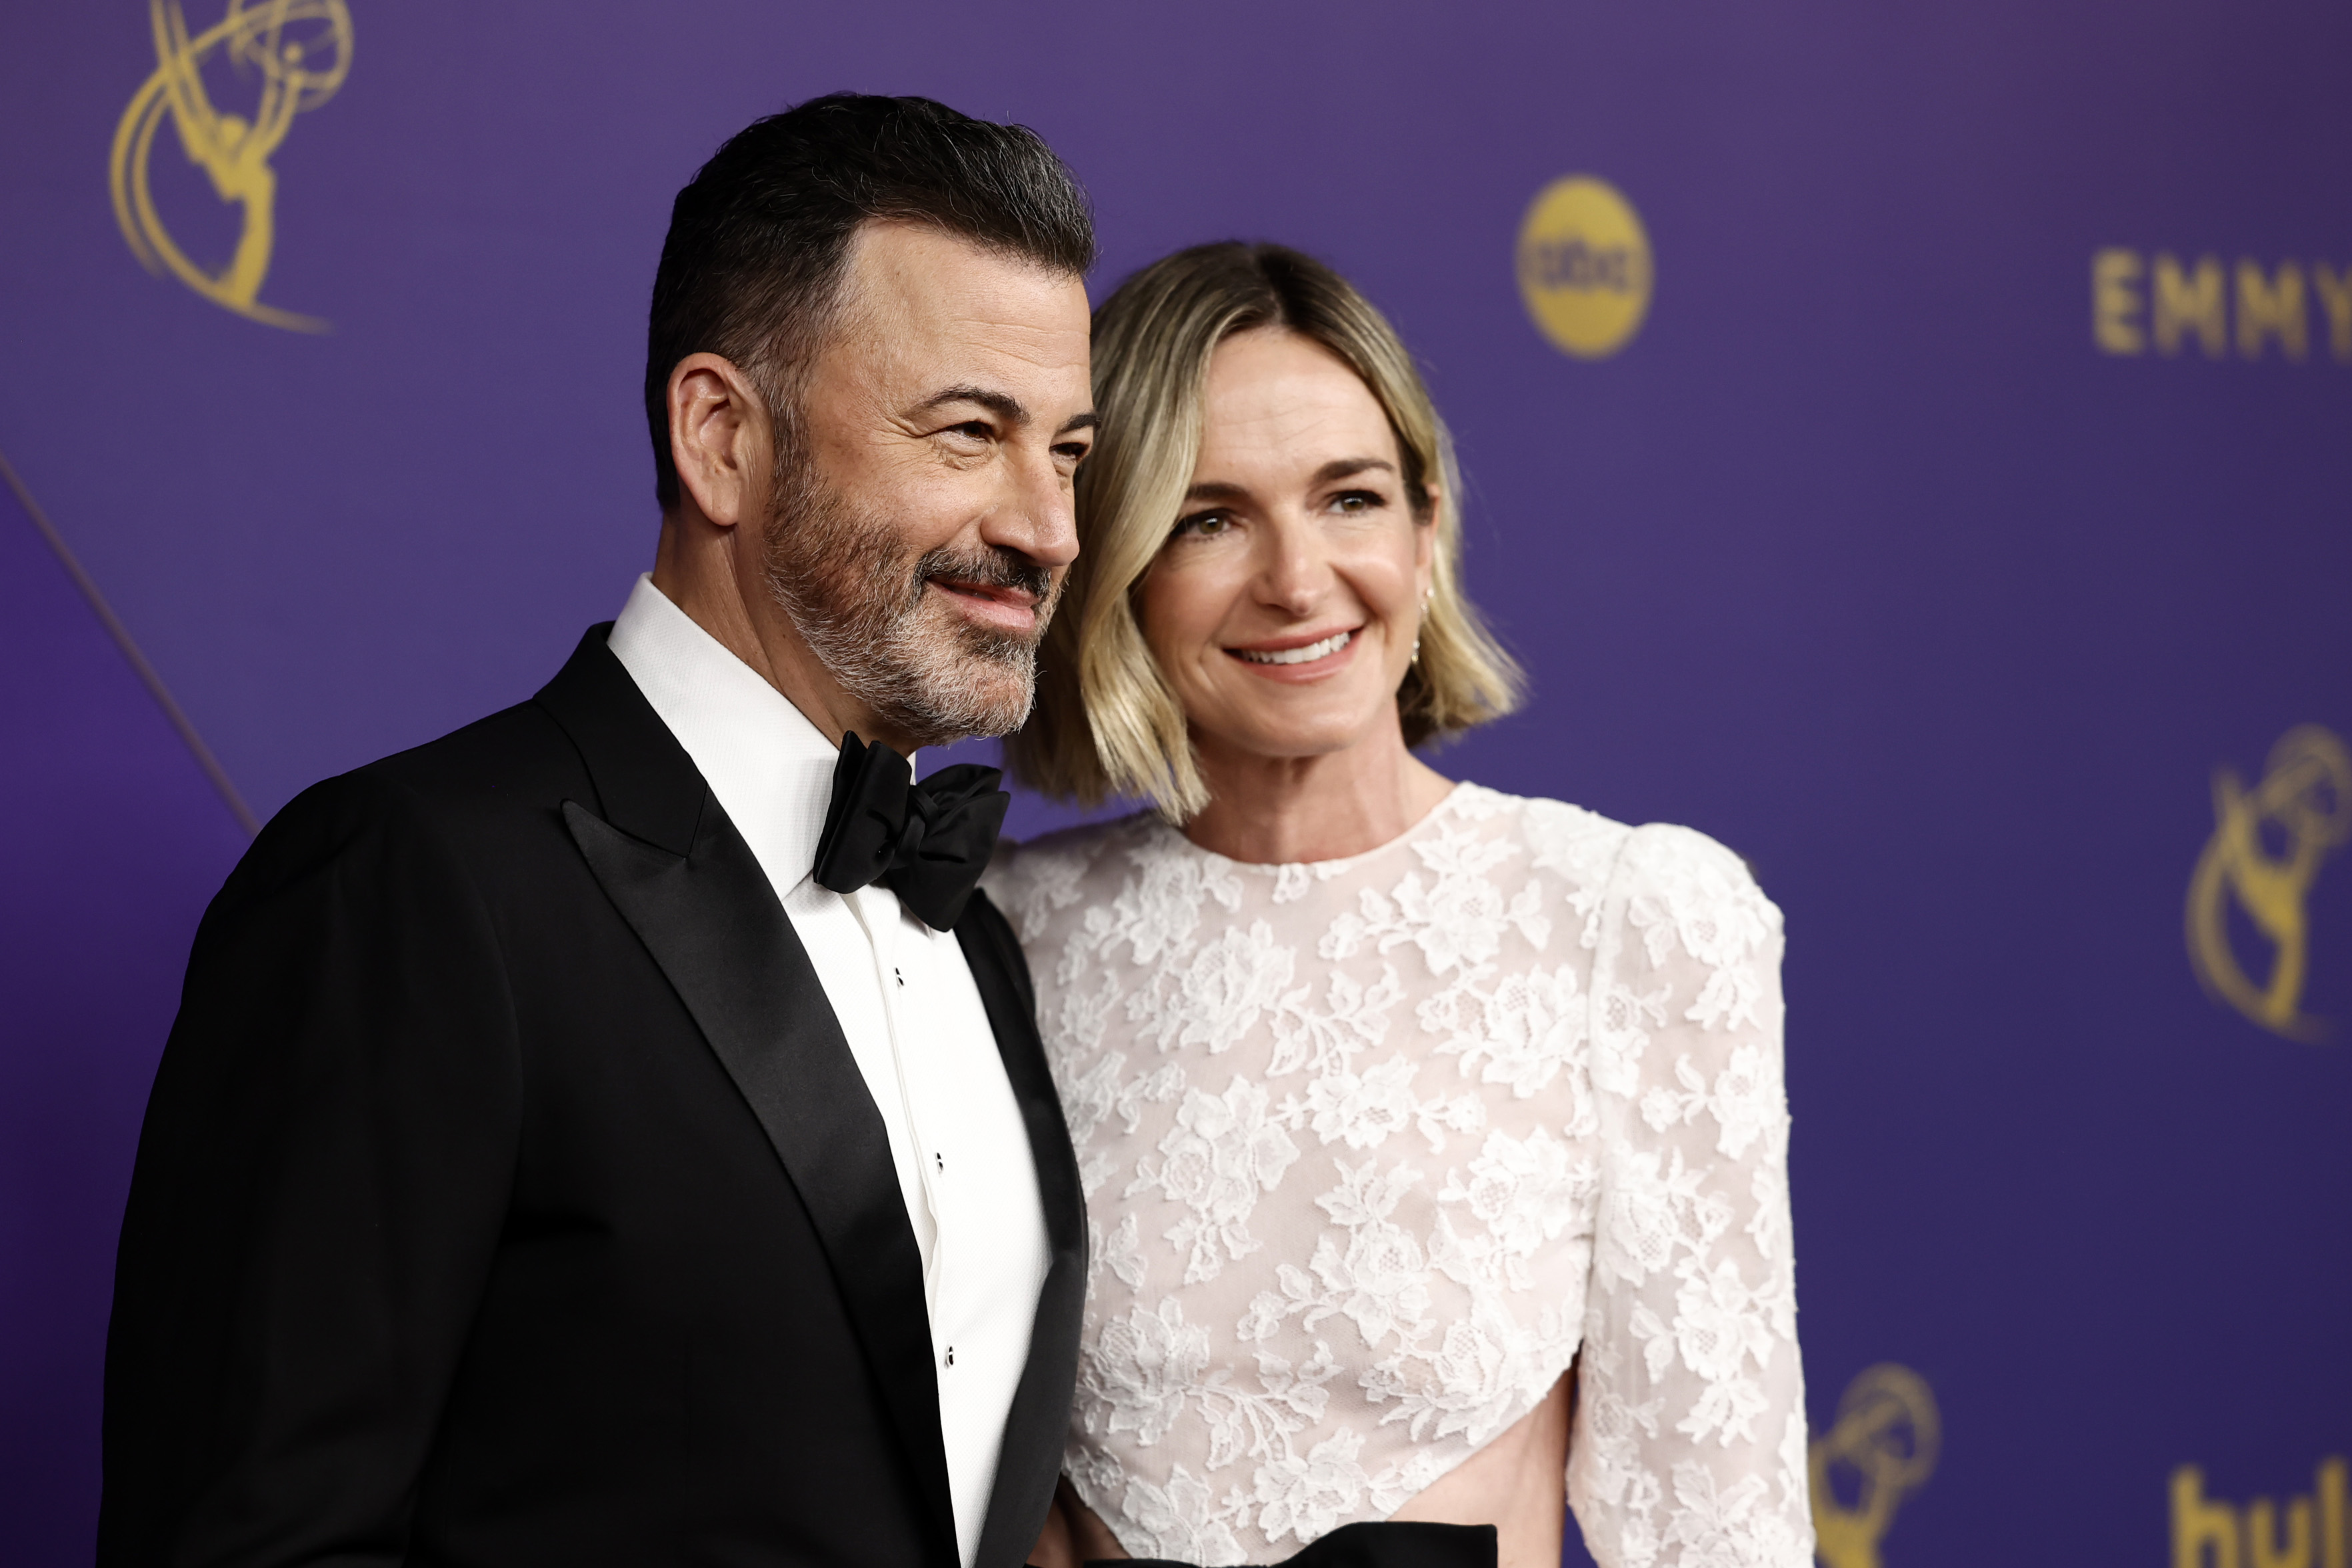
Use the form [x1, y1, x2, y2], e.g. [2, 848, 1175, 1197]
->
[894, 967, 904, 987]
[935, 1151, 945, 1173]
[945, 1346, 955, 1367]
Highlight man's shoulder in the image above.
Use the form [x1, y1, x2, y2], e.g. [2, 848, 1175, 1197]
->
[332, 621, 632, 820]
[243, 696, 593, 892]
[357, 696, 586, 809]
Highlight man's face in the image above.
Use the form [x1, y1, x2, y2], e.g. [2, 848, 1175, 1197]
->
[762, 221, 1093, 748]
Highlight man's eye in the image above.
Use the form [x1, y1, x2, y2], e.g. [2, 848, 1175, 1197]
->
[1053, 441, 1091, 465]
[946, 421, 993, 441]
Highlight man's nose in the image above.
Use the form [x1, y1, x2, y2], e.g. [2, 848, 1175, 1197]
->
[985, 445, 1081, 569]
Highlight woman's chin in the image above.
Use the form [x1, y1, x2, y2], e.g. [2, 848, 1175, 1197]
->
[1198, 710, 1394, 767]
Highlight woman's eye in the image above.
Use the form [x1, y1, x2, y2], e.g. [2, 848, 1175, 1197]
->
[1329, 490, 1385, 515]
[1171, 511, 1230, 539]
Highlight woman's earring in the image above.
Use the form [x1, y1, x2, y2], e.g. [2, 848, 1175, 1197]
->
[1412, 587, 1432, 663]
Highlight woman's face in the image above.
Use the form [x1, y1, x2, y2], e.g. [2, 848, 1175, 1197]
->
[1139, 328, 1435, 767]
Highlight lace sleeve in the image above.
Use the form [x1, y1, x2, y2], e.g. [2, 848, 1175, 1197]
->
[1565, 824, 1810, 1568]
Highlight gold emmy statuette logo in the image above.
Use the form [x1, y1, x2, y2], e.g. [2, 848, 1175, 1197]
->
[1516, 175, 1652, 359]
[109, 0, 354, 332]
[1809, 1364, 1940, 1568]
[2186, 724, 2351, 1041]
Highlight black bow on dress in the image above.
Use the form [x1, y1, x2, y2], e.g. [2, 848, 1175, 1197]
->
[811, 732, 1010, 930]
[1107, 1521, 1497, 1568]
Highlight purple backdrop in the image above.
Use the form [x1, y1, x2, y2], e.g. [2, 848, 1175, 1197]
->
[3, 2, 2348, 1565]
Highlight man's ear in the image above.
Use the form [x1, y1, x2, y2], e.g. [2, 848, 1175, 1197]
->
[667, 353, 769, 528]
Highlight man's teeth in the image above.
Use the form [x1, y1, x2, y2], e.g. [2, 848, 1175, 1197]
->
[1238, 630, 1352, 665]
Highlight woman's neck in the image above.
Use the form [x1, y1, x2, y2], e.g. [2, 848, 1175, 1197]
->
[1181, 726, 1455, 865]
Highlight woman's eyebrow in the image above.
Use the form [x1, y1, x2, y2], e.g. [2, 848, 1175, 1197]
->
[1311, 457, 1395, 484]
[1185, 459, 1395, 504]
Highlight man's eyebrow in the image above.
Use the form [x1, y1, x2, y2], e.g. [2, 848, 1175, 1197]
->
[1057, 412, 1099, 437]
[919, 385, 1030, 424]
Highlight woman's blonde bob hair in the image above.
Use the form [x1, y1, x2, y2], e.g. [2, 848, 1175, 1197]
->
[1007, 241, 1524, 819]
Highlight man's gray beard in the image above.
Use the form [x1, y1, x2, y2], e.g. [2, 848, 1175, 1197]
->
[761, 467, 1055, 749]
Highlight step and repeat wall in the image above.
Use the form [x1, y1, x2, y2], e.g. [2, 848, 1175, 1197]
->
[2, 3, 2346, 1564]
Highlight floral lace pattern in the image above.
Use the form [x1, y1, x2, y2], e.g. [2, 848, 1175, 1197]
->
[985, 785, 1809, 1568]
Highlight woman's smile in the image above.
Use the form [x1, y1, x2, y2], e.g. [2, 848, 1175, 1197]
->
[1225, 625, 1361, 677]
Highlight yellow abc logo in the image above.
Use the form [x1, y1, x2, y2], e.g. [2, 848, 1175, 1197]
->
[1516, 176, 1652, 359]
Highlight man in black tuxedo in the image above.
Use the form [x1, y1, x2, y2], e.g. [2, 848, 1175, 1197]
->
[100, 94, 1098, 1568]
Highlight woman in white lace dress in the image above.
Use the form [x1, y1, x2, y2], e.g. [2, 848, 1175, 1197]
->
[993, 244, 1809, 1568]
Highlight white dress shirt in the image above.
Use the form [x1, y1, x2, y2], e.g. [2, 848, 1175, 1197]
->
[608, 575, 1049, 1568]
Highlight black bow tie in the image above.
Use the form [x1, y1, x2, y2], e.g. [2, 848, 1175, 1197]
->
[811, 733, 1010, 931]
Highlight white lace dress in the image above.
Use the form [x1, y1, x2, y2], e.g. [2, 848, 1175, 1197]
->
[983, 783, 1811, 1568]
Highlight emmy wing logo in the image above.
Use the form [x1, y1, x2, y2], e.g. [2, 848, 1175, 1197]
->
[1809, 1364, 1940, 1568]
[109, 0, 353, 331]
[2186, 724, 2350, 1041]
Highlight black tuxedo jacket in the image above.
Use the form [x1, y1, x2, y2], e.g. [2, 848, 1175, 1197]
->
[99, 627, 1086, 1568]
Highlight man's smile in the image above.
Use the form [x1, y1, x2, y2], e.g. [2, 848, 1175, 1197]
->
[927, 573, 1041, 635]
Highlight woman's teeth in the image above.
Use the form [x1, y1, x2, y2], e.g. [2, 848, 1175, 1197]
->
[1237, 630, 1353, 665]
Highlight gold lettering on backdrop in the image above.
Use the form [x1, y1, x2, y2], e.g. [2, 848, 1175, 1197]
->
[2251, 1498, 2317, 1568]
[109, 0, 353, 331]
[2313, 265, 2352, 362]
[2173, 1459, 2348, 1568]
[2238, 260, 2309, 360]
[2179, 1469, 2247, 1568]
[1809, 1365, 1939, 1568]
[2186, 725, 2351, 1041]
[2094, 249, 2147, 353]
[2095, 249, 2352, 363]
[2155, 254, 2229, 357]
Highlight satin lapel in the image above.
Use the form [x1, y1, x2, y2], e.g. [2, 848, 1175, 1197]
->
[956, 891, 1088, 1568]
[538, 627, 957, 1562]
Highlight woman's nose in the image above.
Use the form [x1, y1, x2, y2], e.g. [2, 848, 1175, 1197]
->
[1256, 517, 1329, 615]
